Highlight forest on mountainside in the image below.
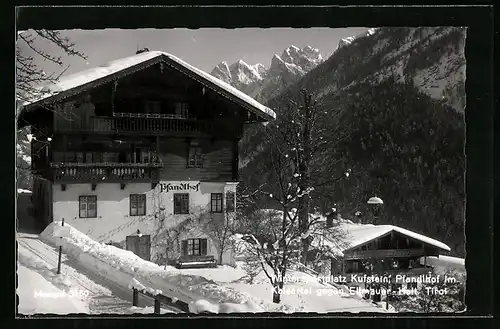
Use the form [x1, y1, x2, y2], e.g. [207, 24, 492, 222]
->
[239, 78, 465, 257]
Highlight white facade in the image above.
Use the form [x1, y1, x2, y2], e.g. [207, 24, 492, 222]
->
[52, 180, 238, 265]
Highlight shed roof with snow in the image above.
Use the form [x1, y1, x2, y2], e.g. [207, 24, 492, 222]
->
[18, 51, 276, 127]
[245, 209, 451, 258]
[314, 220, 452, 258]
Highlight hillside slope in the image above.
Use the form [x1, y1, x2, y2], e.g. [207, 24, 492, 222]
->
[292, 27, 466, 112]
[240, 27, 466, 256]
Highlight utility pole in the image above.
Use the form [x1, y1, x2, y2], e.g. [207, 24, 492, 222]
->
[57, 218, 65, 274]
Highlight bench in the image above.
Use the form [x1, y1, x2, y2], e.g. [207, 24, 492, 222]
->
[175, 255, 217, 269]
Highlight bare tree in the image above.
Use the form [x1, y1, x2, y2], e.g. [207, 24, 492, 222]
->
[16, 29, 87, 189]
[201, 212, 236, 265]
[255, 89, 355, 265]
[16, 29, 87, 106]
[236, 131, 349, 303]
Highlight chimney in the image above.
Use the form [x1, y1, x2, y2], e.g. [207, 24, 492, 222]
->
[136, 47, 150, 54]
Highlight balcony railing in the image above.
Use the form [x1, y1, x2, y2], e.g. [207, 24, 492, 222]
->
[50, 162, 161, 182]
[54, 115, 212, 135]
[343, 248, 427, 260]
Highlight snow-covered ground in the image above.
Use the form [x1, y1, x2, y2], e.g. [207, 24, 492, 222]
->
[17, 232, 167, 314]
[35, 221, 386, 313]
[39, 221, 294, 313]
[17, 264, 89, 314]
[421, 255, 466, 275]
[181, 264, 388, 313]
[19, 217, 460, 314]
[126, 306, 175, 314]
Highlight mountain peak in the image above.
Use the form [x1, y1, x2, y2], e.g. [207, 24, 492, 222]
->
[209, 44, 324, 101]
[210, 61, 232, 83]
[338, 36, 356, 49]
[336, 28, 379, 52]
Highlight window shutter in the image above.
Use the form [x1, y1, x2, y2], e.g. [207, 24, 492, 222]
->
[201, 239, 208, 256]
[181, 240, 188, 256]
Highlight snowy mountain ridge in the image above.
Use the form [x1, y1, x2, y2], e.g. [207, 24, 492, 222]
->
[296, 27, 466, 112]
[210, 45, 324, 102]
[337, 28, 377, 50]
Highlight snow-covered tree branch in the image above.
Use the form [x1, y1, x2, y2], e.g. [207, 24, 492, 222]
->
[16, 29, 86, 190]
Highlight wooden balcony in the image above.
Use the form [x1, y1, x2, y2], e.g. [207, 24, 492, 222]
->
[50, 162, 161, 183]
[54, 114, 241, 137]
[343, 248, 427, 260]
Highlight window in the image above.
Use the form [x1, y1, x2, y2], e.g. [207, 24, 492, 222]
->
[145, 101, 161, 114]
[187, 145, 203, 168]
[392, 283, 403, 291]
[79, 196, 97, 218]
[130, 194, 146, 216]
[133, 147, 154, 164]
[174, 102, 189, 118]
[407, 282, 418, 289]
[226, 191, 235, 212]
[174, 193, 189, 214]
[211, 193, 223, 213]
[182, 238, 208, 257]
[347, 261, 359, 273]
[64, 152, 101, 163]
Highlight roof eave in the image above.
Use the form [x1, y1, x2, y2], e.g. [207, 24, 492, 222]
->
[158, 54, 276, 122]
[21, 53, 276, 123]
[22, 55, 166, 112]
[343, 228, 451, 254]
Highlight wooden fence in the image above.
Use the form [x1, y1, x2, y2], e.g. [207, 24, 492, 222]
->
[132, 287, 190, 313]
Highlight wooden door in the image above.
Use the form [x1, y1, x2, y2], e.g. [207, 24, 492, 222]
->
[138, 235, 151, 261]
[126, 235, 139, 256]
[126, 235, 151, 261]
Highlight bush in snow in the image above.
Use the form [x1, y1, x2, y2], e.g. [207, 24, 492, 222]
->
[391, 269, 466, 313]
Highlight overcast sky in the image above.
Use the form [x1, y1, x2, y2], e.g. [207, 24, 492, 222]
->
[20, 28, 368, 78]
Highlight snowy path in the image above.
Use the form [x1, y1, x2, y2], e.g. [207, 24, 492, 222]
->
[18, 264, 89, 314]
[17, 233, 174, 314]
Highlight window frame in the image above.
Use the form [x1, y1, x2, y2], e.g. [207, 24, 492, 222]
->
[187, 144, 203, 168]
[130, 194, 146, 216]
[173, 193, 190, 214]
[79, 195, 97, 218]
[226, 191, 235, 213]
[211, 193, 223, 213]
[407, 282, 418, 290]
[174, 102, 189, 118]
[145, 100, 162, 114]
[183, 238, 208, 257]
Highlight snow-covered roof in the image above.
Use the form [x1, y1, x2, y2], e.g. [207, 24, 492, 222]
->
[341, 223, 451, 252]
[250, 210, 451, 258]
[311, 217, 451, 257]
[22, 51, 276, 121]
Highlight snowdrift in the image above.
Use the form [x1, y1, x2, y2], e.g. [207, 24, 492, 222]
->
[127, 306, 175, 314]
[40, 221, 294, 313]
[17, 264, 89, 315]
[421, 255, 466, 275]
[128, 277, 264, 314]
